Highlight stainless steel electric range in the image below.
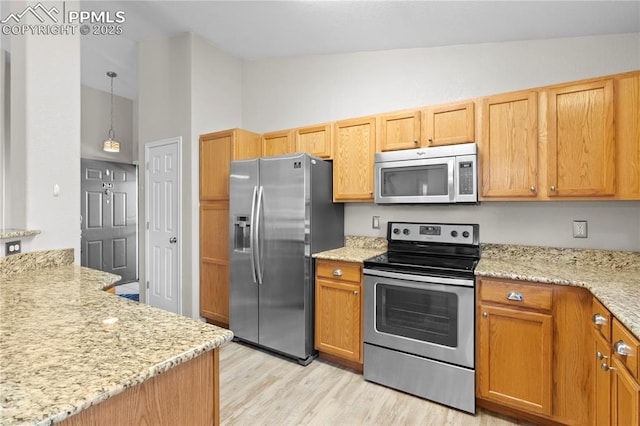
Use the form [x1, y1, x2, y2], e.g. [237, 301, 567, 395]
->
[363, 221, 480, 414]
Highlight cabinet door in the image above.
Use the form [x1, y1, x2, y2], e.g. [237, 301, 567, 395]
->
[423, 101, 474, 146]
[478, 303, 553, 416]
[333, 117, 376, 202]
[295, 124, 332, 159]
[594, 331, 612, 426]
[200, 201, 229, 326]
[315, 278, 361, 362]
[547, 79, 615, 197]
[481, 91, 539, 198]
[261, 130, 294, 157]
[233, 129, 261, 160]
[616, 74, 640, 200]
[611, 357, 640, 426]
[379, 110, 421, 151]
[200, 134, 232, 201]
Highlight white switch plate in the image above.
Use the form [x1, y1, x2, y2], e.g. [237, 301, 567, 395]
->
[372, 216, 380, 229]
[573, 220, 588, 238]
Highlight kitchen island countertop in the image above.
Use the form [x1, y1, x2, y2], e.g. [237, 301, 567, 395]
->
[476, 244, 640, 341]
[0, 251, 233, 426]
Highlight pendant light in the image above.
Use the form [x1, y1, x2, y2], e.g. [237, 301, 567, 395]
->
[102, 71, 120, 153]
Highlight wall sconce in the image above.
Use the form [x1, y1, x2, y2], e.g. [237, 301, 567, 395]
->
[102, 71, 120, 153]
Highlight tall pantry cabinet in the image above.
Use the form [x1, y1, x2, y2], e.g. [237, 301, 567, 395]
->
[199, 129, 260, 327]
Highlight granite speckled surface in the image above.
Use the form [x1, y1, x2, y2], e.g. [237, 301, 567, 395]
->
[312, 236, 387, 263]
[1, 251, 234, 426]
[0, 249, 75, 279]
[476, 244, 640, 340]
[0, 229, 41, 239]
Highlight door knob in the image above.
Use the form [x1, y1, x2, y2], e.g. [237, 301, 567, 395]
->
[169, 237, 177, 244]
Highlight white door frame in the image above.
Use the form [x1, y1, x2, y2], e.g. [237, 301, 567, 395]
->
[144, 137, 182, 314]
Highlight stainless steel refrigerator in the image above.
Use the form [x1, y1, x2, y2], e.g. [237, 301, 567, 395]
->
[229, 153, 344, 365]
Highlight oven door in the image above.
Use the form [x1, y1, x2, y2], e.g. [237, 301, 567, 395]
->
[363, 269, 475, 368]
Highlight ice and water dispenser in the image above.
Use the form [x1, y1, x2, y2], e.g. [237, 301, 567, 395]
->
[233, 215, 251, 252]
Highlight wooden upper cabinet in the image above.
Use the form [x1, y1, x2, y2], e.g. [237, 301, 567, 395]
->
[262, 130, 295, 157]
[423, 101, 475, 147]
[199, 129, 260, 201]
[200, 133, 232, 201]
[295, 124, 332, 159]
[616, 74, 640, 200]
[333, 117, 377, 202]
[379, 110, 421, 151]
[547, 79, 615, 197]
[480, 90, 539, 198]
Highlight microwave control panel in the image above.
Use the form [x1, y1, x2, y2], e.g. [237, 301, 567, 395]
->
[458, 162, 474, 195]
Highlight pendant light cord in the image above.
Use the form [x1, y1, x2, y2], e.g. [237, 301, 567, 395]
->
[108, 73, 115, 140]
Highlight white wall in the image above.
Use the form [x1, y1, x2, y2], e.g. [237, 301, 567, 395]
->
[138, 33, 243, 318]
[242, 33, 640, 251]
[0, 49, 6, 229]
[81, 85, 135, 164]
[9, 19, 81, 261]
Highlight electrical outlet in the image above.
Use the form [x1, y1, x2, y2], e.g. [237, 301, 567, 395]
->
[5, 240, 22, 255]
[573, 220, 588, 238]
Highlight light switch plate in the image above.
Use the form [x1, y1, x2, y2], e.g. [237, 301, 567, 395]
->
[372, 216, 380, 229]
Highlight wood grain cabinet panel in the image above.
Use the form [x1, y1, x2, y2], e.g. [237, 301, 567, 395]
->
[478, 303, 553, 416]
[616, 74, 640, 199]
[262, 130, 295, 157]
[295, 124, 332, 158]
[594, 331, 612, 426]
[423, 101, 474, 146]
[314, 260, 363, 364]
[611, 357, 640, 426]
[547, 79, 615, 197]
[333, 117, 377, 202]
[379, 110, 421, 151]
[200, 134, 231, 201]
[480, 91, 539, 198]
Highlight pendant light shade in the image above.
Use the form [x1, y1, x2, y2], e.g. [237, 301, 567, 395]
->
[103, 71, 120, 153]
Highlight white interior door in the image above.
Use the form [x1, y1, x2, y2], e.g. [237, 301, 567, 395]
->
[145, 137, 181, 314]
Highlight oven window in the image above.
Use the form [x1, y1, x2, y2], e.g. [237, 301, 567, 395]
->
[375, 284, 458, 347]
[381, 164, 448, 197]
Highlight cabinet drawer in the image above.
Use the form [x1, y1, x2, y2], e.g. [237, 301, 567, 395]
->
[479, 279, 553, 311]
[592, 297, 612, 342]
[612, 318, 640, 380]
[316, 260, 361, 283]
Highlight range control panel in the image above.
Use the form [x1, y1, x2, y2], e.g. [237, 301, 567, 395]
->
[388, 222, 479, 245]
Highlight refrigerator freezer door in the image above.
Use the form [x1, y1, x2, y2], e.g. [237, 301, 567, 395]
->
[229, 159, 260, 344]
[258, 154, 310, 359]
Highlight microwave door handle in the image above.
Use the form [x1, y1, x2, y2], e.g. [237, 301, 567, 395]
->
[448, 159, 455, 202]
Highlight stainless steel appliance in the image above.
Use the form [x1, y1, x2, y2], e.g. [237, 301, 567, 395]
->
[229, 153, 344, 365]
[363, 221, 480, 413]
[374, 143, 477, 204]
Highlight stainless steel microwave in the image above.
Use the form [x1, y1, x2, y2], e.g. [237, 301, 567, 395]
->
[374, 143, 478, 204]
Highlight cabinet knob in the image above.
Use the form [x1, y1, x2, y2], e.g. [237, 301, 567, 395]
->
[550, 185, 556, 192]
[428, 137, 433, 142]
[482, 312, 488, 318]
[353, 291, 358, 295]
[332, 269, 343, 277]
[592, 313, 607, 326]
[530, 186, 536, 192]
[596, 351, 608, 360]
[506, 291, 524, 302]
[413, 139, 419, 144]
[601, 363, 616, 372]
[614, 340, 633, 357]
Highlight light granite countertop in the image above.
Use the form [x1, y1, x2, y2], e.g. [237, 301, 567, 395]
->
[476, 244, 640, 341]
[0, 251, 233, 426]
[0, 229, 41, 240]
[313, 236, 387, 263]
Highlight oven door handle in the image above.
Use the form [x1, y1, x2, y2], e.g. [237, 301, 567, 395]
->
[363, 268, 475, 288]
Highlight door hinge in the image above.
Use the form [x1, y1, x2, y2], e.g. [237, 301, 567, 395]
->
[146, 162, 149, 170]
[146, 281, 150, 289]
[146, 221, 149, 230]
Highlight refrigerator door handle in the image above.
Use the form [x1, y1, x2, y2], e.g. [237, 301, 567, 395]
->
[249, 185, 258, 284]
[255, 185, 264, 284]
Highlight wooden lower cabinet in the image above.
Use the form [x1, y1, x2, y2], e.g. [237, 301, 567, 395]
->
[61, 349, 219, 426]
[314, 259, 363, 368]
[611, 357, 640, 426]
[594, 330, 613, 426]
[477, 278, 592, 425]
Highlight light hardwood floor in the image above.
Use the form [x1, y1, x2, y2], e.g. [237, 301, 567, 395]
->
[219, 342, 524, 425]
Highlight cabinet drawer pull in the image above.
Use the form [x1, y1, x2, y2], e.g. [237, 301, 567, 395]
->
[332, 269, 343, 277]
[614, 340, 632, 356]
[592, 313, 607, 326]
[353, 291, 358, 296]
[506, 291, 524, 302]
[550, 185, 556, 192]
[596, 351, 608, 360]
[601, 363, 615, 372]
[530, 186, 536, 192]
